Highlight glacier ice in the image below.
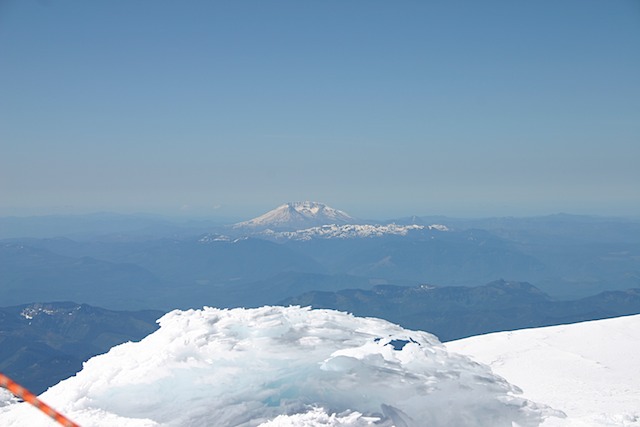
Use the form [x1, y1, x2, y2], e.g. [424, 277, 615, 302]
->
[0, 306, 561, 426]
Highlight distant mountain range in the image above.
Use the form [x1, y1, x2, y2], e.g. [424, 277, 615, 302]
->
[283, 280, 640, 341]
[0, 243, 165, 309]
[254, 223, 450, 241]
[1, 204, 639, 311]
[0, 302, 162, 394]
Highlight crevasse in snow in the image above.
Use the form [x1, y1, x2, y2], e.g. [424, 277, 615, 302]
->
[0, 306, 561, 426]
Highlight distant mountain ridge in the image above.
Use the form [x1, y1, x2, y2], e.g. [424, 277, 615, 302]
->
[282, 281, 640, 341]
[0, 302, 162, 394]
[233, 201, 356, 231]
[257, 223, 449, 241]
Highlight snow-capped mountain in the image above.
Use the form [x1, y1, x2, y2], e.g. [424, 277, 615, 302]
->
[234, 201, 356, 231]
[0, 306, 559, 426]
[446, 314, 640, 427]
[225, 201, 450, 240]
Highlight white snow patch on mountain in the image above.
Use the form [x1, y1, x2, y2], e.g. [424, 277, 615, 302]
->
[197, 235, 248, 244]
[259, 223, 448, 241]
[234, 202, 355, 230]
[446, 314, 640, 427]
[1, 306, 559, 427]
[427, 224, 449, 232]
[197, 234, 232, 242]
[20, 303, 81, 320]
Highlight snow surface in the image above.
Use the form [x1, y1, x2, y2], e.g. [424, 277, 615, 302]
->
[1, 306, 559, 427]
[234, 202, 355, 230]
[0, 389, 18, 409]
[446, 314, 640, 427]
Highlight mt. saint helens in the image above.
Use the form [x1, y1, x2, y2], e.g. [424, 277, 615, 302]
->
[233, 201, 357, 231]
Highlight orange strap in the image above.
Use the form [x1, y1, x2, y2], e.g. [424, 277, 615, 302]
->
[0, 372, 80, 427]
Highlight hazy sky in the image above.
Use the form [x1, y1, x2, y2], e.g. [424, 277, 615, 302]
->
[1, 0, 638, 219]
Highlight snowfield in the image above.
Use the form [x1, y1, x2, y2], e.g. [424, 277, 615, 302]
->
[0, 306, 559, 426]
[199, 223, 449, 243]
[259, 223, 448, 241]
[446, 314, 640, 427]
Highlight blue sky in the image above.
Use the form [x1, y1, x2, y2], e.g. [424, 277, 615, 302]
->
[1, 0, 638, 219]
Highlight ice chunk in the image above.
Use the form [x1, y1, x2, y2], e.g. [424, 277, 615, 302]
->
[1, 306, 560, 426]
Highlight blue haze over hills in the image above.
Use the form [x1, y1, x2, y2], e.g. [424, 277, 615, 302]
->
[1, 202, 639, 307]
[2, 202, 640, 393]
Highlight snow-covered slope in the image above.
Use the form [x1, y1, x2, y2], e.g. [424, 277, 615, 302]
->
[1, 306, 559, 426]
[234, 202, 356, 230]
[446, 314, 640, 427]
[0, 389, 18, 408]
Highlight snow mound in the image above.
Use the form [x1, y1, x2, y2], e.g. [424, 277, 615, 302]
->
[446, 314, 640, 427]
[1, 306, 560, 426]
[234, 202, 355, 230]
